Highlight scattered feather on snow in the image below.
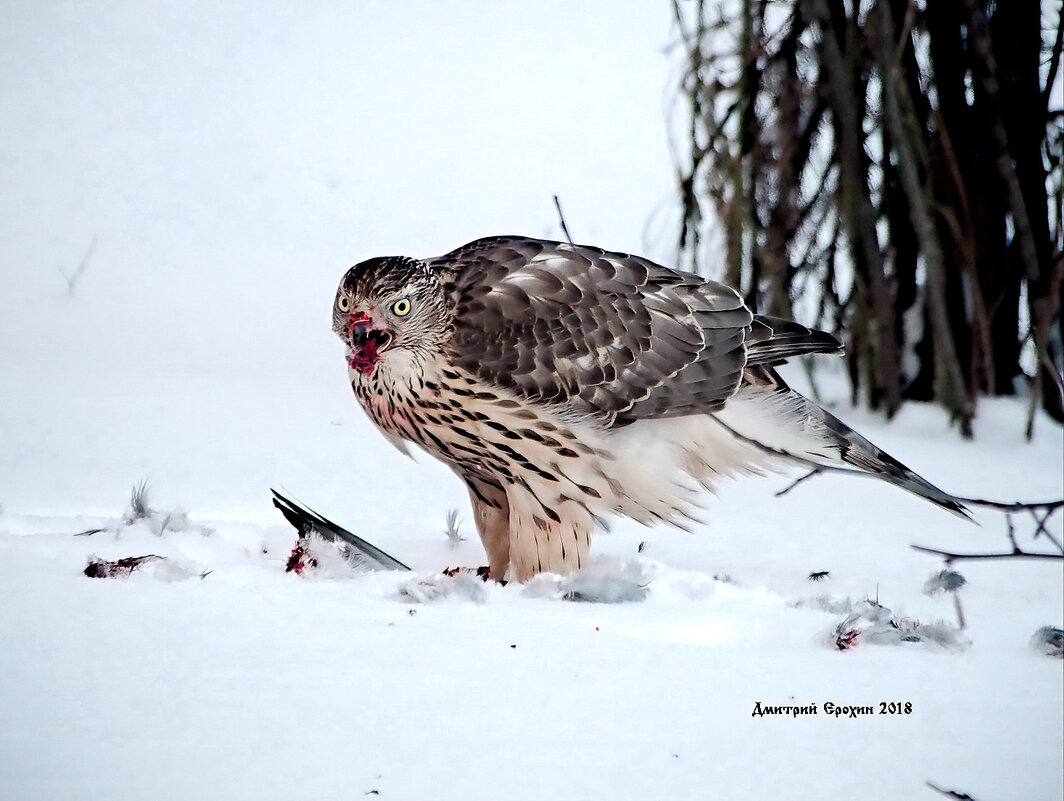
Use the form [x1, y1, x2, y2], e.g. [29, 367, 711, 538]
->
[523, 558, 654, 604]
[271, 489, 409, 571]
[395, 572, 488, 605]
[108, 482, 214, 538]
[151, 556, 207, 583]
[923, 569, 967, 594]
[83, 554, 163, 578]
[285, 532, 377, 578]
[73, 486, 216, 580]
[122, 480, 153, 525]
[830, 599, 969, 651]
[83, 553, 206, 582]
[793, 594, 864, 615]
[1030, 626, 1064, 658]
[442, 508, 466, 545]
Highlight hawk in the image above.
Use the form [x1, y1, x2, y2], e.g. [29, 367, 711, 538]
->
[332, 236, 964, 581]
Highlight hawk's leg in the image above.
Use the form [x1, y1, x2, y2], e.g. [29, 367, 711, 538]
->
[505, 482, 592, 582]
[464, 477, 511, 581]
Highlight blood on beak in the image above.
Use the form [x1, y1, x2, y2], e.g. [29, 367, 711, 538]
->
[346, 312, 392, 375]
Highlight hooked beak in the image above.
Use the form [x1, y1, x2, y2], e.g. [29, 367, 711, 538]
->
[346, 311, 393, 375]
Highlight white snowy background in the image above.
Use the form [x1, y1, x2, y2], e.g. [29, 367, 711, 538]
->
[1, 3, 1061, 800]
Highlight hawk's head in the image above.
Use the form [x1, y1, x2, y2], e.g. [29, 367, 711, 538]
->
[332, 256, 451, 376]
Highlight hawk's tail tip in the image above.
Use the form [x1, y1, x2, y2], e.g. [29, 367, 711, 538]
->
[933, 494, 972, 520]
[886, 468, 971, 520]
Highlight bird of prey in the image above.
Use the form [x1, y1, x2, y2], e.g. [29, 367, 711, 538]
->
[332, 236, 964, 582]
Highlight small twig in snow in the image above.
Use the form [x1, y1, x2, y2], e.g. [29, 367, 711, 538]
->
[59, 235, 98, 294]
[1004, 513, 1019, 551]
[553, 195, 575, 245]
[953, 593, 967, 630]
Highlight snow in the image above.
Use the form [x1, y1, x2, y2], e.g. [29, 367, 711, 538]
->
[1, 3, 1062, 800]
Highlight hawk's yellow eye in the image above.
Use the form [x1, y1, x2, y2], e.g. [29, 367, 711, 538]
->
[392, 298, 412, 317]
[337, 296, 350, 312]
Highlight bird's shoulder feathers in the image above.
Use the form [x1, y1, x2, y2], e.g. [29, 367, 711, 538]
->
[426, 236, 755, 424]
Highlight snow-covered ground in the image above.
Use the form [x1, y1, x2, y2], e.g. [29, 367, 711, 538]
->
[2, 4, 1062, 800]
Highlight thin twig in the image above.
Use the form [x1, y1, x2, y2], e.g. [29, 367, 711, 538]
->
[953, 592, 966, 630]
[912, 503, 1063, 562]
[948, 498, 1064, 554]
[552, 195, 575, 245]
[1032, 509, 1063, 551]
[59, 234, 98, 294]
[1005, 513, 1019, 551]
[949, 497, 1064, 512]
[910, 544, 1063, 562]
[925, 780, 980, 800]
[892, 0, 917, 63]
[773, 467, 823, 497]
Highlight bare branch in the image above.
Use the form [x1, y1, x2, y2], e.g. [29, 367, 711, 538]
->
[735, 417, 1064, 562]
[764, 446, 1064, 533]
[911, 544, 1062, 562]
[1004, 512, 1020, 551]
[1032, 509, 1064, 552]
[913, 499, 1064, 561]
[672, 0, 1058, 427]
[950, 497, 1064, 512]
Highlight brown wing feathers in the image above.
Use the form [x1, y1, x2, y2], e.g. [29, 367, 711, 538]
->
[434, 236, 841, 425]
[745, 316, 842, 366]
